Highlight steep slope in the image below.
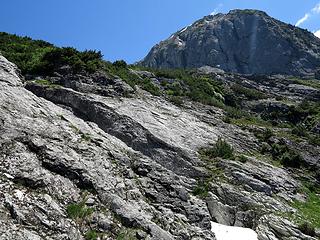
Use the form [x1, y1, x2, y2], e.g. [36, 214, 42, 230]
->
[1, 50, 320, 240]
[141, 9, 320, 76]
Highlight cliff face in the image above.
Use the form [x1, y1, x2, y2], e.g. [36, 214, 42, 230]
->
[141, 10, 320, 76]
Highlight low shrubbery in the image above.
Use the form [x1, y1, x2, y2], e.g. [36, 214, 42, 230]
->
[291, 78, 320, 90]
[39, 47, 103, 74]
[0, 32, 103, 75]
[201, 138, 234, 159]
[135, 67, 225, 107]
[267, 142, 304, 168]
[192, 180, 210, 198]
[85, 230, 99, 240]
[298, 222, 316, 237]
[231, 84, 267, 100]
[66, 199, 94, 221]
[279, 150, 304, 168]
[33, 79, 61, 88]
[236, 155, 249, 163]
[293, 190, 320, 232]
[254, 128, 273, 142]
[116, 228, 138, 240]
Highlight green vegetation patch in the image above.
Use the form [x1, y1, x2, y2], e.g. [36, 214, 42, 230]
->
[85, 230, 99, 240]
[136, 67, 225, 106]
[267, 141, 304, 168]
[116, 228, 138, 240]
[231, 84, 268, 100]
[192, 179, 211, 198]
[289, 186, 320, 236]
[201, 138, 234, 160]
[66, 199, 94, 221]
[0, 32, 103, 75]
[291, 78, 320, 90]
[33, 79, 61, 88]
[293, 192, 320, 229]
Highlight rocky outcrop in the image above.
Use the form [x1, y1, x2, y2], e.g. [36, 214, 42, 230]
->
[1, 54, 319, 240]
[0, 55, 215, 239]
[141, 10, 320, 76]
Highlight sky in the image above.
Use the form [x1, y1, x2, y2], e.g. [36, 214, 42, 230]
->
[1, 0, 320, 63]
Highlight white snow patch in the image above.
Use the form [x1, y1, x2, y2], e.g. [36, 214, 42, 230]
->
[314, 29, 320, 38]
[14, 190, 24, 201]
[179, 27, 188, 34]
[211, 222, 258, 240]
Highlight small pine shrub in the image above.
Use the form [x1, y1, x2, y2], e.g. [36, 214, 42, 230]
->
[116, 229, 137, 240]
[113, 60, 127, 68]
[280, 151, 304, 168]
[255, 128, 273, 142]
[231, 84, 267, 100]
[298, 222, 316, 237]
[66, 201, 94, 220]
[269, 142, 304, 168]
[260, 142, 270, 154]
[203, 138, 234, 159]
[262, 128, 273, 142]
[292, 124, 308, 137]
[237, 155, 248, 163]
[169, 96, 183, 106]
[222, 116, 231, 124]
[85, 230, 98, 240]
[192, 180, 210, 198]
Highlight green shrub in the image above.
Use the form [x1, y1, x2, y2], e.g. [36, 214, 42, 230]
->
[141, 79, 160, 96]
[169, 96, 183, 106]
[192, 180, 210, 198]
[0, 32, 103, 76]
[231, 84, 267, 100]
[203, 138, 234, 159]
[66, 201, 94, 220]
[293, 192, 320, 229]
[269, 142, 304, 168]
[40, 47, 103, 74]
[260, 142, 270, 154]
[255, 128, 273, 142]
[85, 230, 98, 240]
[33, 79, 61, 88]
[0, 32, 54, 74]
[113, 60, 127, 68]
[139, 68, 224, 107]
[116, 229, 137, 240]
[237, 155, 248, 163]
[292, 124, 308, 137]
[280, 151, 304, 168]
[222, 116, 231, 124]
[298, 222, 316, 237]
[224, 106, 248, 119]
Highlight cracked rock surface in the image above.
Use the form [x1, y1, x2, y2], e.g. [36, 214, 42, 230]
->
[0, 55, 319, 240]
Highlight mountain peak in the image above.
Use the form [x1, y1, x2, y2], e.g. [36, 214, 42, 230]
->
[227, 9, 268, 16]
[141, 9, 320, 76]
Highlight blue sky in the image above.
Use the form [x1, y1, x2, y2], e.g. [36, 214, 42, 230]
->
[1, 0, 320, 63]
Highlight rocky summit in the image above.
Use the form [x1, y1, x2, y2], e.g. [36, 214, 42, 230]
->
[0, 12, 320, 240]
[141, 10, 320, 76]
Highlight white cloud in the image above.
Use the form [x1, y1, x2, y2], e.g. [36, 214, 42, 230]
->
[312, 3, 320, 13]
[210, 3, 223, 15]
[295, 2, 320, 26]
[295, 13, 310, 26]
[314, 29, 320, 38]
